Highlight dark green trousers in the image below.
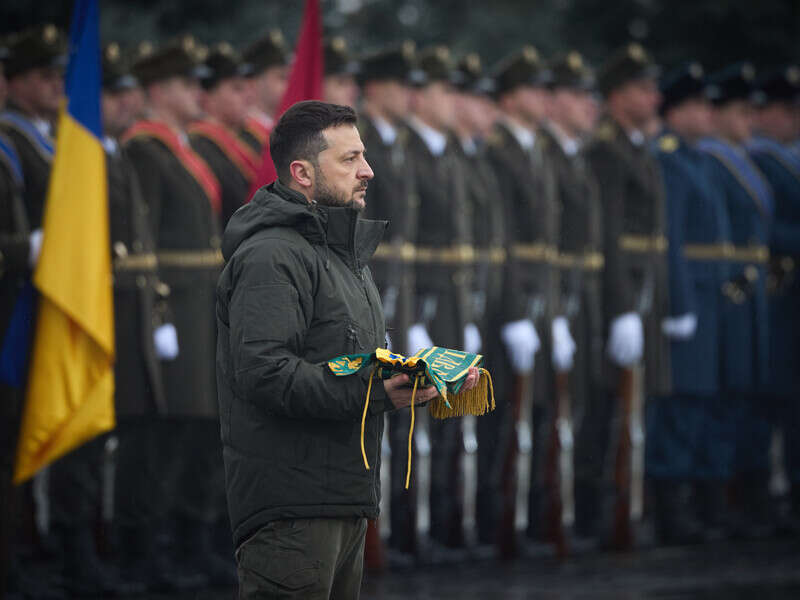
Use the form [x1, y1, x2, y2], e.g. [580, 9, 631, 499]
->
[236, 517, 367, 600]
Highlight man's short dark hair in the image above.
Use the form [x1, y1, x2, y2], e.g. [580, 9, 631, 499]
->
[270, 100, 358, 182]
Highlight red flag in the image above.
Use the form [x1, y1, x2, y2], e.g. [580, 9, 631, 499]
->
[249, 0, 324, 196]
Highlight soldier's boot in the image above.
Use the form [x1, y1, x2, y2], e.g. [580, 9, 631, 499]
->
[178, 518, 237, 587]
[695, 480, 732, 541]
[652, 479, 704, 546]
[117, 524, 206, 593]
[734, 470, 776, 540]
[60, 527, 139, 597]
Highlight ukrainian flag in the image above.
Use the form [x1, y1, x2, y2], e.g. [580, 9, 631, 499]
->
[14, 0, 115, 483]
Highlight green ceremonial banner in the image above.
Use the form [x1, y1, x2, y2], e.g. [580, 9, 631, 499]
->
[328, 346, 495, 488]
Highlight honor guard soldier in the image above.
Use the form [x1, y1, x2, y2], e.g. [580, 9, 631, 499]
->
[124, 36, 235, 586]
[0, 129, 43, 600]
[699, 63, 773, 538]
[450, 52, 504, 549]
[747, 65, 800, 531]
[484, 45, 557, 557]
[648, 63, 731, 544]
[101, 43, 194, 592]
[240, 30, 289, 153]
[324, 37, 360, 109]
[190, 43, 259, 227]
[357, 41, 418, 563]
[541, 50, 601, 553]
[404, 45, 473, 560]
[584, 43, 671, 550]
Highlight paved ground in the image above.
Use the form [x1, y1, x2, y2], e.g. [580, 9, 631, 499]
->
[135, 538, 800, 599]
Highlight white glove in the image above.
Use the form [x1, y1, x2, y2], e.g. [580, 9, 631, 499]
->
[385, 332, 393, 351]
[607, 312, 643, 367]
[407, 323, 433, 354]
[153, 323, 179, 360]
[28, 229, 43, 268]
[662, 313, 697, 340]
[501, 319, 540, 375]
[551, 316, 576, 373]
[464, 322, 482, 354]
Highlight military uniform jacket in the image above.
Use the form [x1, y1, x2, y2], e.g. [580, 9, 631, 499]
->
[487, 122, 560, 327]
[450, 138, 505, 338]
[698, 136, 770, 392]
[190, 120, 259, 228]
[585, 117, 671, 396]
[655, 131, 732, 397]
[358, 116, 417, 352]
[403, 123, 471, 349]
[748, 137, 800, 396]
[123, 122, 223, 417]
[0, 102, 55, 229]
[540, 126, 605, 398]
[106, 142, 167, 418]
[0, 134, 30, 341]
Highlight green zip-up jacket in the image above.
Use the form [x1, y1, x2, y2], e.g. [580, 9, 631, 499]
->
[216, 180, 391, 548]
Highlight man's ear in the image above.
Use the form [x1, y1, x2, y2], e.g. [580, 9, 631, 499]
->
[289, 159, 314, 189]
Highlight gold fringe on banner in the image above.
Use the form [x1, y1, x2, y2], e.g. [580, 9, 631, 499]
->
[429, 369, 495, 419]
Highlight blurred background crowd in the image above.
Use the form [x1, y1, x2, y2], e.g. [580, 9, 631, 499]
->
[0, 0, 799, 598]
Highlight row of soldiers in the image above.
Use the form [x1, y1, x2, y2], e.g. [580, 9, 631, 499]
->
[0, 20, 799, 597]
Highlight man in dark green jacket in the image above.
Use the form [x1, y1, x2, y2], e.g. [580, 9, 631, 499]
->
[217, 101, 477, 599]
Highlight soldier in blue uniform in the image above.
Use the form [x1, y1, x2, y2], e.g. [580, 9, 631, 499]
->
[699, 62, 773, 537]
[649, 63, 732, 543]
[747, 66, 800, 530]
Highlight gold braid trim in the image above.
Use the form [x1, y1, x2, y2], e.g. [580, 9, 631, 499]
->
[429, 369, 496, 419]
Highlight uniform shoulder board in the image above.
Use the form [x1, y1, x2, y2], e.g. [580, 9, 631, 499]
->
[658, 134, 679, 153]
[593, 121, 616, 143]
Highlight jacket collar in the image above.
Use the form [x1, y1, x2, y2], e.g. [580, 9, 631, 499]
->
[271, 180, 387, 266]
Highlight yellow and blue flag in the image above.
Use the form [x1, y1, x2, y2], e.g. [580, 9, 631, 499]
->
[14, 0, 115, 483]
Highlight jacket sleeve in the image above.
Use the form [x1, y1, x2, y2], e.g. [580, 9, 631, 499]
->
[661, 155, 697, 317]
[228, 238, 391, 421]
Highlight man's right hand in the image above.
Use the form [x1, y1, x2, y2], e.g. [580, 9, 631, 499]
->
[384, 373, 438, 409]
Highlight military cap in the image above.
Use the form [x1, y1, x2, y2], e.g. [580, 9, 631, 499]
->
[324, 36, 359, 77]
[598, 42, 660, 96]
[752, 65, 800, 105]
[242, 30, 288, 76]
[132, 35, 209, 87]
[4, 24, 67, 80]
[705, 62, 758, 106]
[102, 42, 138, 92]
[408, 45, 456, 87]
[199, 42, 252, 90]
[548, 51, 595, 91]
[451, 53, 496, 96]
[491, 46, 551, 98]
[357, 41, 415, 85]
[659, 62, 707, 114]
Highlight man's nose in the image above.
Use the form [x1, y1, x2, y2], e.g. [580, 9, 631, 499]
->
[358, 158, 374, 181]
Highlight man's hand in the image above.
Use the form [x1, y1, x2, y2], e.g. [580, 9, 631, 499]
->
[383, 367, 480, 409]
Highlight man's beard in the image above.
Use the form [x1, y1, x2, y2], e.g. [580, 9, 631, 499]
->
[315, 170, 367, 212]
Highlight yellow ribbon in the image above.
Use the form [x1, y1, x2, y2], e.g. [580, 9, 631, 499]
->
[360, 367, 377, 470]
[405, 375, 420, 490]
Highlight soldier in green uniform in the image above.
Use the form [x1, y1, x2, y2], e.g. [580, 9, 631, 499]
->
[240, 30, 289, 153]
[357, 42, 418, 560]
[484, 45, 561, 554]
[403, 45, 472, 559]
[324, 36, 360, 109]
[124, 36, 234, 586]
[450, 52, 504, 549]
[541, 50, 602, 546]
[583, 43, 671, 548]
[191, 43, 259, 227]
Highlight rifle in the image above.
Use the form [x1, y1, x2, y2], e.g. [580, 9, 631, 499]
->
[544, 371, 574, 559]
[612, 366, 635, 550]
[498, 372, 533, 559]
